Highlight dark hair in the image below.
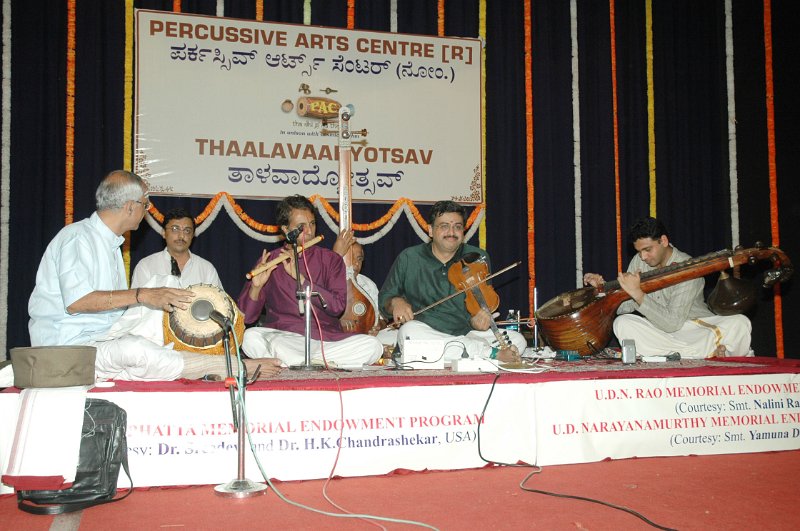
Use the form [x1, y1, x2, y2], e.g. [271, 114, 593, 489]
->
[628, 217, 669, 243]
[276, 194, 314, 227]
[162, 207, 195, 230]
[428, 200, 466, 225]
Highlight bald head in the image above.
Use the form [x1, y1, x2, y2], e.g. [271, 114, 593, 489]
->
[96, 170, 147, 212]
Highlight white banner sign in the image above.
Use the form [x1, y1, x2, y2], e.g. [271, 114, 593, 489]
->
[535, 374, 800, 464]
[134, 10, 483, 203]
[2, 373, 799, 492]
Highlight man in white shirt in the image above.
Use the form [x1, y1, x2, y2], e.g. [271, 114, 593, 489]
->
[583, 217, 751, 358]
[131, 207, 222, 289]
[28, 170, 280, 380]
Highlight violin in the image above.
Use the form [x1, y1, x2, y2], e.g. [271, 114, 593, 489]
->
[447, 252, 516, 354]
[380, 260, 521, 331]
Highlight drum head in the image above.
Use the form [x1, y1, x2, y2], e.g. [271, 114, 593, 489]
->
[164, 284, 243, 353]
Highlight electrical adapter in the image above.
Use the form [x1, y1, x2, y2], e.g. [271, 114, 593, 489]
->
[452, 357, 499, 373]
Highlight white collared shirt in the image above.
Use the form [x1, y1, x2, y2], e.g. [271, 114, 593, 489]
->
[29, 212, 127, 345]
[131, 248, 222, 290]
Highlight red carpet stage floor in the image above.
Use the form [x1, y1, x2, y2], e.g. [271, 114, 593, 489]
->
[2, 450, 800, 530]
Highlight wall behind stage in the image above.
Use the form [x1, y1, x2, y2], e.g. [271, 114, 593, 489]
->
[1, 0, 798, 359]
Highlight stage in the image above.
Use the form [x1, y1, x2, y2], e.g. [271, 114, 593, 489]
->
[2, 356, 800, 493]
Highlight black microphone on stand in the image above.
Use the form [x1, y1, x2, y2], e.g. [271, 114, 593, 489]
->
[209, 310, 231, 331]
[191, 300, 231, 330]
[285, 226, 303, 244]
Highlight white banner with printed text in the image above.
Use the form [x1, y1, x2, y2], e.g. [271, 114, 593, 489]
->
[534, 374, 800, 464]
[2, 372, 799, 492]
[134, 10, 483, 203]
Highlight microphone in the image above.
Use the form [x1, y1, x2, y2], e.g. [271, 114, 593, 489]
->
[209, 310, 230, 330]
[191, 299, 231, 330]
[285, 227, 302, 244]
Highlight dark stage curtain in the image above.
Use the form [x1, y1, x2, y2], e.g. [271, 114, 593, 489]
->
[3, 1, 798, 359]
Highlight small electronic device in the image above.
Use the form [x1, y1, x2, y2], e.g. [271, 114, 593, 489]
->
[621, 339, 636, 364]
[400, 339, 446, 369]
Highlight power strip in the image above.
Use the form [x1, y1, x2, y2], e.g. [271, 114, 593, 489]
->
[452, 357, 499, 373]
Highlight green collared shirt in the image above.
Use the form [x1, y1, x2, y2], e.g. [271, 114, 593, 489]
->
[378, 242, 490, 336]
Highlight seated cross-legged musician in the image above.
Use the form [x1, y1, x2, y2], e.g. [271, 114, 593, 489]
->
[378, 200, 527, 364]
[237, 195, 383, 368]
[583, 217, 752, 359]
[27, 170, 280, 381]
[131, 207, 223, 289]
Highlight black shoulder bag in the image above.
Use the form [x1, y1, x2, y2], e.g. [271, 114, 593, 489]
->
[16, 398, 133, 514]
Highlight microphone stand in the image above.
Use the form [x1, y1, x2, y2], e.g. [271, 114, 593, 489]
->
[288, 237, 327, 371]
[214, 318, 268, 498]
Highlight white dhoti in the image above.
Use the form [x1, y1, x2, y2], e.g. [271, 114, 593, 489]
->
[89, 275, 236, 380]
[242, 327, 383, 368]
[613, 313, 752, 359]
[397, 320, 528, 361]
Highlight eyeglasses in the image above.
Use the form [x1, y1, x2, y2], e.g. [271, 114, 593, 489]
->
[433, 222, 464, 232]
[135, 200, 151, 210]
[167, 225, 194, 235]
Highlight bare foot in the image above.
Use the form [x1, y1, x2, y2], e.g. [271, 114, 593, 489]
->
[243, 358, 283, 379]
[712, 345, 727, 358]
[497, 346, 521, 363]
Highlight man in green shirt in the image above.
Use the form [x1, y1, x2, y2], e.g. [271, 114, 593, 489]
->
[379, 201, 525, 363]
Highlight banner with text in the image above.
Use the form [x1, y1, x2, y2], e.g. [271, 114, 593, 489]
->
[4, 373, 799, 492]
[77, 384, 532, 487]
[134, 10, 483, 203]
[535, 374, 800, 464]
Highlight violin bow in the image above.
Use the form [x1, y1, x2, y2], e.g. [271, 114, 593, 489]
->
[382, 261, 521, 330]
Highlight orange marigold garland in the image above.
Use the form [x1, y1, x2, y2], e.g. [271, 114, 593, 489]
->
[65, 0, 76, 225]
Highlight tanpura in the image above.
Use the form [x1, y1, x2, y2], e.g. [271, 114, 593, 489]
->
[331, 106, 378, 334]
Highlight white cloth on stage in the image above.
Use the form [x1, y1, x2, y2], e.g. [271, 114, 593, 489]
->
[1, 387, 89, 490]
[0, 365, 13, 388]
[89, 275, 184, 381]
[613, 313, 753, 359]
[242, 327, 383, 368]
[397, 320, 528, 361]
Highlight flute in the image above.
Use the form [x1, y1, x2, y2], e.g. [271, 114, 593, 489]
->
[245, 235, 324, 279]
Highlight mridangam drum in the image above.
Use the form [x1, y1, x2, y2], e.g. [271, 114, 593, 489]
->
[163, 284, 245, 355]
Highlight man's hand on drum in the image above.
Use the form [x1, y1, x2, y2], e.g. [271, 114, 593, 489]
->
[242, 358, 283, 379]
[139, 287, 194, 312]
